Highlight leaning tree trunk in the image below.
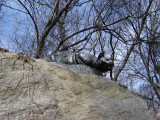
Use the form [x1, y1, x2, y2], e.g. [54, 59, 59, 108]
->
[113, 43, 135, 82]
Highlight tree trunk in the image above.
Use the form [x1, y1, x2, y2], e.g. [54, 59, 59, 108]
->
[113, 43, 135, 82]
[35, 0, 73, 58]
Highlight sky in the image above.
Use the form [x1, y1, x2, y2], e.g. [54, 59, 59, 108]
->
[0, 2, 16, 48]
[0, 1, 26, 50]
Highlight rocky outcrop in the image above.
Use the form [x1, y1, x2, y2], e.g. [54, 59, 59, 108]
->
[0, 51, 154, 120]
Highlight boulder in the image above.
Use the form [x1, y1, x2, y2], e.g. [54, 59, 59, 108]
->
[0, 52, 155, 120]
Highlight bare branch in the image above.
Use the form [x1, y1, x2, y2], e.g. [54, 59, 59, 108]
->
[18, 0, 39, 44]
[60, 30, 97, 51]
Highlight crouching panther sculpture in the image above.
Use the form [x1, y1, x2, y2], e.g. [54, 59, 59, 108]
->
[44, 51, 113, 73]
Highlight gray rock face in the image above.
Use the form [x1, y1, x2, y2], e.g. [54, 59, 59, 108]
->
[0, 52, 155, 120]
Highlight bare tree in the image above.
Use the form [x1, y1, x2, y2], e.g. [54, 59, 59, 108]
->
[113, 0, 154, 82]
[3, 0, 131, 57]
[119, 0, 160, 117]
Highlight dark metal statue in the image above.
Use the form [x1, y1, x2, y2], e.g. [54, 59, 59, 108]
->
[45, 51, 113, 73]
